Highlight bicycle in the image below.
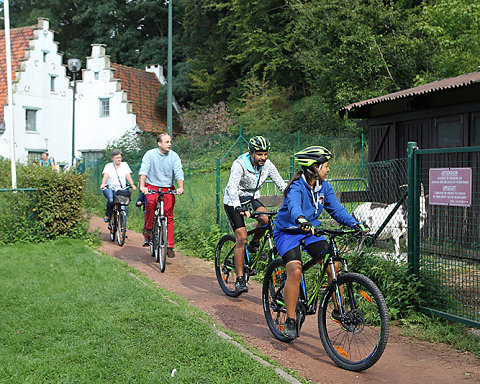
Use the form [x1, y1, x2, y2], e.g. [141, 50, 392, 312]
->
[105, 185, 131, 247]
[215, 211, 279, 297]
[148, 189, 176, 273]
[262, 227, 389, 371]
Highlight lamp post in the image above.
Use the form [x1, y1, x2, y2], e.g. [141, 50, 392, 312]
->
[67, 58, 81, 167]
[167, 0, 173, 137]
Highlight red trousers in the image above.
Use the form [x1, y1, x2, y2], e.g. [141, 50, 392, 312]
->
[144, 184, 176, 248]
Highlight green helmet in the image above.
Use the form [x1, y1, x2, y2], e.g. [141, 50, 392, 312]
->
[294, 146, 333, 167]
[248, 136, 270, 152]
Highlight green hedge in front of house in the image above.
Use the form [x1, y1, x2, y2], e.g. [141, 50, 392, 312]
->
[0, 159, 89, 244]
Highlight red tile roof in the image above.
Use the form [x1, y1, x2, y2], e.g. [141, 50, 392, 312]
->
[0, 25, 36, 122]
[340, 71, 480, 118]
[110, 63, 180, 134]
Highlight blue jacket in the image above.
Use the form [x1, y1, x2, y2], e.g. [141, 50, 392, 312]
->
[274, 175, 358, 233]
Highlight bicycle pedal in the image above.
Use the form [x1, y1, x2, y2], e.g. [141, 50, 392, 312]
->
[249, 268, 257, 276]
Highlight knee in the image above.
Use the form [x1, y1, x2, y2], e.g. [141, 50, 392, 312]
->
[288, 266, 302, 284]
[236, 234, 248, 247]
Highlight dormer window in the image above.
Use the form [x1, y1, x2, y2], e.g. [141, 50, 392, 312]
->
[50, 76, 56, 92]
[94, 72, 99, 80]
[42, 52, 47, 62]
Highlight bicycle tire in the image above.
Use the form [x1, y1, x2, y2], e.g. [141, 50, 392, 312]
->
[262, 258, 293, 342]
[154, 217, 161, 263]
[215, 234, 241, 297]
[318, 272, 389, 371]
[109, 210, 116, 242]
[150, 219, 156, 257]
[158, 218, 167, 273]
[116, 210, 126, 247]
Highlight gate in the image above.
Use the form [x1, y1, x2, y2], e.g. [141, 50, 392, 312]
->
[409, 142, 480, 328]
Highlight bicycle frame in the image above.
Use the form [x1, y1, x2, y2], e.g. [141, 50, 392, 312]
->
[244, 217, 277, 272]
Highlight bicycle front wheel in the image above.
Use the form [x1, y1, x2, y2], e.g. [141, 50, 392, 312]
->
[262, 258, 293, 342]
[318, 272, 389, 371]
[158, 218, 168, 273]
[116, 210, 126, 246]
[215, 234, 241, 297]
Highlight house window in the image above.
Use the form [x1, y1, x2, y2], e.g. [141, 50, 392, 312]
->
[94, 72, 99, 80]
[436, 116, 462, 147]
[50, 76, 56, 92]
[28, 151, 44, 164]
[42, 52, 47, 62]
[100, 98, 110, 117]
[473, 115, 480, 145]
[25, 109, 37, 131]
[81, 151, 104, 169]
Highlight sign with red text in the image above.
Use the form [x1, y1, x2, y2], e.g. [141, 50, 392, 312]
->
[429, 168, 472, 207]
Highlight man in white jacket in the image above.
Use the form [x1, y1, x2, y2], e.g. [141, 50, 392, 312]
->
[223, 136, 287, 293]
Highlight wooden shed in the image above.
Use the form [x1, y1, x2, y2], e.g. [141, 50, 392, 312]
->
[340, 69, 480, 162]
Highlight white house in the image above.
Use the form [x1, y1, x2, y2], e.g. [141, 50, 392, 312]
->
[0, 19, 180, 167]
[0, 18, 72, 165]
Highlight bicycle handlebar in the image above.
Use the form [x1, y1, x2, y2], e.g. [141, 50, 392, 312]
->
[103, 185, 131, 191]
[314, 225, 371, 238]
[250, 211, 277, 219]
[147, 189, 177, 196]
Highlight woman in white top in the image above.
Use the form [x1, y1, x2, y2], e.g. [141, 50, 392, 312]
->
[100, 150, 137, 222]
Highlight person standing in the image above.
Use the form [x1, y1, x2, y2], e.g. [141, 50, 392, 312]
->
[223, 136, 287, 293]
[100, 150, 137, 222]
[139, 133, 184, 257]
[39, 151, 54, 168]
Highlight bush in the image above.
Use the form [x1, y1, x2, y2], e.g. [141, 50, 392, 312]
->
[0, 159, 88, 244]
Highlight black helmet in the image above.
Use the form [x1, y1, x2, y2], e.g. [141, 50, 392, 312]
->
[248, 136, 270, 152]
[294, 146, 333, 167]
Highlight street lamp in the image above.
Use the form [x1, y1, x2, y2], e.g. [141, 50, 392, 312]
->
[67, 58, 81, 167]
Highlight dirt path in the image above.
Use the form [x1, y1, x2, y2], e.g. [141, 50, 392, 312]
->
[90, 216, 480, 384]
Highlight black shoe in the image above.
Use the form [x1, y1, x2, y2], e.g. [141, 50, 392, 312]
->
[167, 248, 175, 258]
[142, 238, 150, 247]
[284, 318, 297, 338]
[235, 276, 248, 293]
[247, 240, 260, 254]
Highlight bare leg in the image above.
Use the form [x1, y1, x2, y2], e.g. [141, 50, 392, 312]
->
[234, 227, 248, 277]
[284, 260, 302, 319]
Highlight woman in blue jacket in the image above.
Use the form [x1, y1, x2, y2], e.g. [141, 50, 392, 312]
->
[273, 146, 362, 339]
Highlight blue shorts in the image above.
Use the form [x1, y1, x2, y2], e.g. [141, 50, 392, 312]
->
[273, 228, 326, 257]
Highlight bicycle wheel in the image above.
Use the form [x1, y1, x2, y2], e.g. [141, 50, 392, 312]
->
[158, 218, 168, 273]
[262, 258, 293, 342]
[109, 210, 116, 242]
[154, 218, 161, 263]
[116, 210, 126, 247]
[318, 272, 389, 371]
[215, 234, 241, 297]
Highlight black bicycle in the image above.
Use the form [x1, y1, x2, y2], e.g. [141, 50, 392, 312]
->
[262, 227, 389, 371]
[106, 185, 131, 247]
[148, 189, 176, 273]
[215, 211, 279, 297]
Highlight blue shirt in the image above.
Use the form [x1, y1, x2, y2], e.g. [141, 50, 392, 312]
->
[274, 175, 358, 234]
[139, 148, 184, 187]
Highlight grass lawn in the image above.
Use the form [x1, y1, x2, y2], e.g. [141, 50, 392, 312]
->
[0, 239, 288, 383]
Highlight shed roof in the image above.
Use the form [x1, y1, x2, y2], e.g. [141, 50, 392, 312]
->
[340, 70, 480, 118]
[110, 62, 173, 134]
[0, 24, 36, 122]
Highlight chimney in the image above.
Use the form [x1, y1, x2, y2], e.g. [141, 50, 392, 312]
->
[145, 64, 166, 85]
[91, 44, 106, 58]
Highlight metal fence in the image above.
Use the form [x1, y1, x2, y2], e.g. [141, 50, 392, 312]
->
[411, 144, 480, 327]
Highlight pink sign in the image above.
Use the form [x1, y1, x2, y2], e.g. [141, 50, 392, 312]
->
[429, 168, 472, 207]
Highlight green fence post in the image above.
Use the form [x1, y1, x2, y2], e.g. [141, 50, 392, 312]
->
[297, 131, 301, 153]
[290, 156, 295, 179]
[188, 140, 191, 179]
[216, 158, 220, 225]
[239, 126, 243, 155]
[361, 133, 364, 179]
[407, 141, 417, 273]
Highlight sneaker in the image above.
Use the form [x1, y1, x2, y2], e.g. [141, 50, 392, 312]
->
[142, 237, 151, 247]
[284, 318, 297, 338]
[104, 217, 110, 223]
[235, 276, 248, 293]
[167, 248, 175, 258]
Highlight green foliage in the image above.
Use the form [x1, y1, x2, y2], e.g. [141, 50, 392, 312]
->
[0, 159, 88, 244]
[347, 249, 423, 319]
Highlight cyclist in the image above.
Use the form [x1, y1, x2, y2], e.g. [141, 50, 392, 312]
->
[100, 149, 137, 222]
[272, 146, 365, 338]
[224, 136, 287, 293]
[139, 133, 184, 256]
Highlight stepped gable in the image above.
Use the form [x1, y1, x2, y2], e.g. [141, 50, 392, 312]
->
[110, 62, 167, 133]
[0, 24, 36, 122]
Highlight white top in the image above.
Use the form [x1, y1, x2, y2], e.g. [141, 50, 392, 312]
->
[102, 162, 133, 189]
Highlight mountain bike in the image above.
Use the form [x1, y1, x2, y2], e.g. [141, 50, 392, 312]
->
[148, 189, 176, 273]
[106, 185, 131, 247]
[215, 211, 278, 297]
[262, 227, 389, 371]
